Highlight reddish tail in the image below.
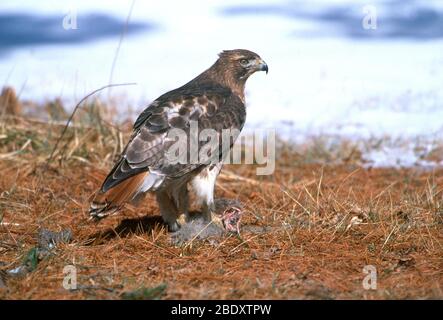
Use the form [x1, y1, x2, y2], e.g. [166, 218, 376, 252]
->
[89, 171, 149, 220]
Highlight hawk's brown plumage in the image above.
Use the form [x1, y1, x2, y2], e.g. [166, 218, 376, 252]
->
[89, 49, 268, 231]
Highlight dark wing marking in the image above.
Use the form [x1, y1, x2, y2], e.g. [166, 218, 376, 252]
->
[156, 92, 246, 179]
[101, 83, 246, 192]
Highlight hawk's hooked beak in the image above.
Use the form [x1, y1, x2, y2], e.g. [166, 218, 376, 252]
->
[257, 59, 268, 74]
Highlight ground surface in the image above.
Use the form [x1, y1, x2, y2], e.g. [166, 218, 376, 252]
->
[0, 102, 442, 300]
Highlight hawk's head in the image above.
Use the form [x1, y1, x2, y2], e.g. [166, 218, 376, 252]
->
[217, 49, 268, 81]
[195, 49, 268, 99]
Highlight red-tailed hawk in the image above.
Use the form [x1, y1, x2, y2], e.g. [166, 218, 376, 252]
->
[89, 49, 268, 231]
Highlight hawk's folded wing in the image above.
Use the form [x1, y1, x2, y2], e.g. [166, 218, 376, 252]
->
[96, 84, 246, 207]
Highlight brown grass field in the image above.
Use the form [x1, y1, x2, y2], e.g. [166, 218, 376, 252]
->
[0, 90, 442, 300]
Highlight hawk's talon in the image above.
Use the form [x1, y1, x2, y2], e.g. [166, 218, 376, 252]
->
[210, 211, 224, 228]
[176, 214, 188, 226]
[168, 221, 181, 232]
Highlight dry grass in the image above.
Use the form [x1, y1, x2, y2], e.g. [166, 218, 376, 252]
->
[0, 90, 442, 300]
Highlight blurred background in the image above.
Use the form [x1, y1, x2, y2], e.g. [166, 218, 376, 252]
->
[1, 0, 442, 167]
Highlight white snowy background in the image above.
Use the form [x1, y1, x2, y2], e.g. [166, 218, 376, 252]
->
[1, 0, 442, 167]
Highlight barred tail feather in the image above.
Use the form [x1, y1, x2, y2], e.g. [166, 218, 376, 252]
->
[89, 171, 149, 220]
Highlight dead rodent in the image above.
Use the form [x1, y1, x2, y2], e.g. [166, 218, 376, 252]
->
[171, 198, 243, 244]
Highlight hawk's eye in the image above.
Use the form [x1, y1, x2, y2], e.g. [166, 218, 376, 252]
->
[240, 59, 249, 67]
